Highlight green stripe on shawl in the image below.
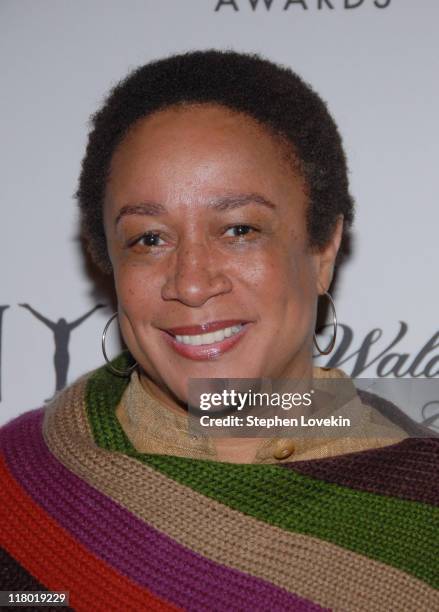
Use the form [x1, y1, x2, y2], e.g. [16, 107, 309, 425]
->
[86, 360, 439, 589]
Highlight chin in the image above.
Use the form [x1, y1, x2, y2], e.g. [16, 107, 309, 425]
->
[165, 357, 266, 393]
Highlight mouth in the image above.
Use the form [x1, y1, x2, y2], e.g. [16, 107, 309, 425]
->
[160, 320, 251, 361]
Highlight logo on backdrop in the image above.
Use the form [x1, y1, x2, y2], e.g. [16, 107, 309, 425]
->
[0, 304, 104, 401]
[214, 0, 391, 11]
[0, 307, 437, 425]
[323, 322, 439, 378]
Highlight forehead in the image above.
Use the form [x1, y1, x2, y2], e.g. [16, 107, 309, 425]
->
[105, 103, 306, 210]
[123, 103, 269, 140]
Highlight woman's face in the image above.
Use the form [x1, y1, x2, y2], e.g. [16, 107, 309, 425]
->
[104, 104, 341, 403]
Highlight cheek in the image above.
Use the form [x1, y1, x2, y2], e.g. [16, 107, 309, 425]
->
[113, 262, 163, 320]
[230, 243, 316, 310]
[251, 252, 317, 355]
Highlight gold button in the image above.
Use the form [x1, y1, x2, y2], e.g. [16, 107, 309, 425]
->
[273, 440, 295, 460]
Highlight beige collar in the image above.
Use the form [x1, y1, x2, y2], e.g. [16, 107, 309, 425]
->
[115, 368, 408, 464]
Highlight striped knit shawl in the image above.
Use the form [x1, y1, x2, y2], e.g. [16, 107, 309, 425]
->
[1, 363, 438, 611]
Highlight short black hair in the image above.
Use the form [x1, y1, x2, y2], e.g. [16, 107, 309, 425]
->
[77, 49, 354, 273]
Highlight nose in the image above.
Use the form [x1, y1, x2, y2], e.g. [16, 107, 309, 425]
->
[161, 239, 232, 307]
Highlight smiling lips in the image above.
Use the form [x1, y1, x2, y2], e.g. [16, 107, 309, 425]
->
[161, 320, 250, 360]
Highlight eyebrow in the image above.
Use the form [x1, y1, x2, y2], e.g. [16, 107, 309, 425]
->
[115, 202, 166, 225]
[209, 193, 276, 212]
[114, 192, 276, 226]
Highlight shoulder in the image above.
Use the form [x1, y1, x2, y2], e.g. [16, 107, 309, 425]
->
[296, 377, 439, 503]
[0, 367, 100, 452]
[357, 387, 438, 438]
[0, 405, 46, 448]
[0, 359, 131, 457]
[289, 435, 439, 505]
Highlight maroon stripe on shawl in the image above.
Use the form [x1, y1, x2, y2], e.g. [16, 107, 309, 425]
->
[282, 438, 439, 506]
[0, 409, 324, 612]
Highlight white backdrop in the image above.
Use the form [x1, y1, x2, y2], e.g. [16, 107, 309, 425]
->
[1, 0, 438, 426]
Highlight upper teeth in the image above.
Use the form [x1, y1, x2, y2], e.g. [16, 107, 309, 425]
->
[175, 325, 243, 346]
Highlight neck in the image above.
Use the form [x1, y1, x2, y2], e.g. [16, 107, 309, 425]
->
[138, 358, 315, 464]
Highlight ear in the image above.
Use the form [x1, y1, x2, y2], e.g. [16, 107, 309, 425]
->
[314, 216, 344, 294]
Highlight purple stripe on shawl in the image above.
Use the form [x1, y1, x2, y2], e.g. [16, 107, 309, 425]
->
[1, 409, 323, 612]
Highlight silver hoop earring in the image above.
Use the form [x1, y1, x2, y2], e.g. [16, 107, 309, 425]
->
[313, 292, 338, 356]
[101, 312, 137, 376]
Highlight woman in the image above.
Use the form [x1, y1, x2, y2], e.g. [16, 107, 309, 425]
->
[1, 50, 437, 611]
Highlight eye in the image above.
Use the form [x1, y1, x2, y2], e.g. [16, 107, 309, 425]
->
[224, 224, 257, 238]
[129, 232, 166, 248]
